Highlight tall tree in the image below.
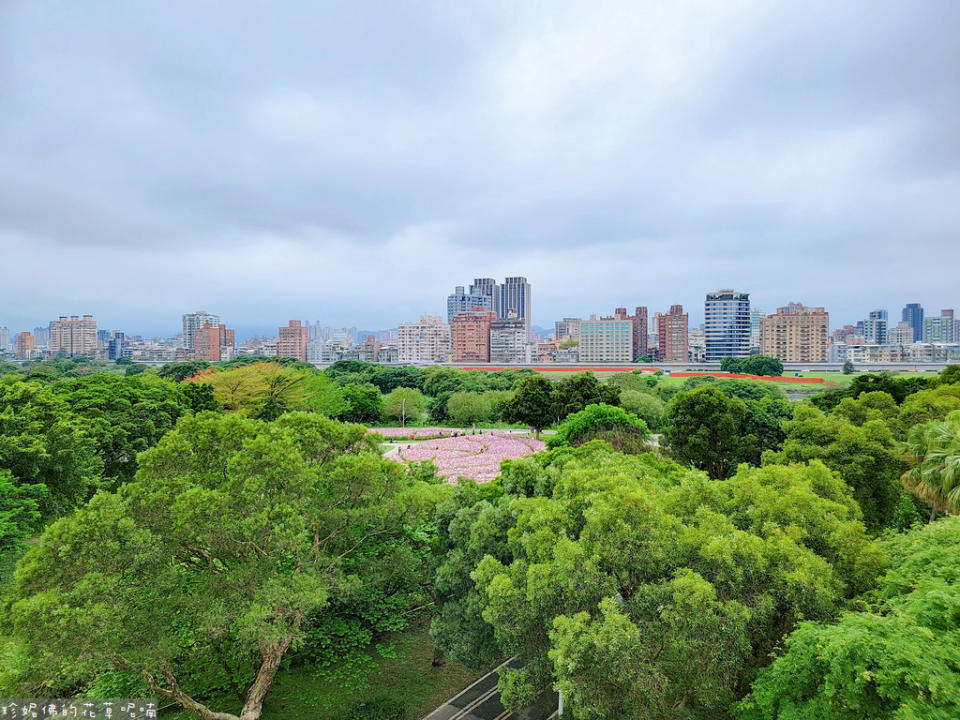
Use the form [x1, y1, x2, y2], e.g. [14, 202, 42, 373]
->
[901, 410, 960, 521]
[552, 373, 620, 420]
[662, 386, 746, 479]
[8, 413, 441, 720]
[499, 375, 556, 439]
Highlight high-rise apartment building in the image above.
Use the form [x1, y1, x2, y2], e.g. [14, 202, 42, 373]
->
[863, 310, 888, 345]
[277, 320, 309, 361]
[195, 323, 236, 362]
[452, 309, 496, 363]
[182, 311, 220, 353]
[499, 277, 532, 332]
[749, 309, 765, 354]
[48, 315, 97, 357]
[901, 303, 925, 342]
[579, 314, 633, 362]
[887, 321, 915, 346]
[469, 278, 501, 317]
[0, 327, 10, 353]
[704, 290, 750, 360]
[759, 303, 829, 362]
[555, 318, 582, 341]
[447, 286, 494, 323]
[107, 331, 131, 361]
[16, 331, 35, 359]
[398, 316, 451, 363]
[658, 305, 689, 362]
[925, 310, 959, 343]
[611, 307, 648, 360]
[490, 316, 531, 364]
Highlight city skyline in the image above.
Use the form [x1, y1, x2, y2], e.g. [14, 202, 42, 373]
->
[2, 2, 959, 333]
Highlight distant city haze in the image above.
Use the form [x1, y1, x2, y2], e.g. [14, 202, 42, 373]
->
[1, 1, 958, 334]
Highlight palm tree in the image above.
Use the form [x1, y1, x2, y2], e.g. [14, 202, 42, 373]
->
[901, 410, 960, 521]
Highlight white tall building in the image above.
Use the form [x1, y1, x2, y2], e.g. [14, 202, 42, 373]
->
[48, 315, 98, 357]
[182, 311, 220, 353]
[0, 327, 11, 353]
[398, 316, 451, 363]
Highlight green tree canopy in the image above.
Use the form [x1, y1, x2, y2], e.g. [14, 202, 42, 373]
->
[552, 373, 620, 420]
[662, 387, 747, 479]
[338, 383, 383, 423]
[446, 390, 492, 425]
[547, 403, 649, 453]
[382, 387, 426, 424]
[431, 444, 879, 718]
[7, 412, 444, 720]
[900, 410, 960, 521]
[499, 375, 556, 438]
[737, 516, 960, 720]
[199, 362, 345, 420]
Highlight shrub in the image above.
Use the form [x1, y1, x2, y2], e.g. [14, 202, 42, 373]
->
[547, 403, 649, 452]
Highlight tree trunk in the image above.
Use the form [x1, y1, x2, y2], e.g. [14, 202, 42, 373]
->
[535, 428, 541, 441]
[930, 507, 938, 523]
[238, 637, 294, 720]
[432, 645, 446, 667]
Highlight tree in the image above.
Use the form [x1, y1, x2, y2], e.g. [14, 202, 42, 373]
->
[737, 516, 960, 720]
[740, 355, 784, 377]
[720, 356, 743, 373]
[339, 383, 383, 423]
[901, 410, 960, 521]
[499, 375, 556, 439]
[662, 387, 746, 479]
[618, 389, 665, 431]
[842, 359, 855, 374]
[183, 382, 221, 413]
[0, 380, 102, 517]
[552, 373, 620, 420]
[940, 365, 960, 385]
[157, 360, 212, 382]
[382, 387, 426, 425]
[50, 374, 189, 484]
[433, 443, 879, 717]
[8, 412, 441, 720]
[446, 391, 491, 425]
[0, 469, 45, 558]
[200, 362, 345, 419]
[547, 403, 649, 453]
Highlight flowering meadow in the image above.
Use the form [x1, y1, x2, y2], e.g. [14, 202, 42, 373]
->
[386, 432, 545, 483]
[368, 427, 462, 439]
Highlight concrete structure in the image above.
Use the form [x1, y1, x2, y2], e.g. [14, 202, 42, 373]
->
[377, 345, 399, 363]
[611, 306, 648, 360]
[107, 331, 131, 361]
[447, 286, 494, 324]
[705, 290, 750, 360]
[16, 331, 35, 359]
[831, 343, 903, 363]
[48, 315, 97, 357]
[925, 310, 959, 343]
[888, 321, 915, 346]
[194, 323, 235, 362]
[277, 320, 309, 361]
[490, 316, 531, 364]
[902, 303, 925, 342]
[398, 316, 451, 363]
[0, 327, 10, 353]
[452, 309, 496, 363]
[554, 317, 582, 341]
[359, 336, 382, 363]
[863, 309, 888, 345]
[659, 304, 689, 362]
[469, 278, 501, 317]
[579, 314, 633, 363]
[749, 309, 765, 354]
[182, 312, 220, 354]
[499, 276, 532, 332]
[759, 303, 829, 362]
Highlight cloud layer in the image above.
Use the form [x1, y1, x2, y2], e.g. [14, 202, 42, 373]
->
[2, 1, 958, 334]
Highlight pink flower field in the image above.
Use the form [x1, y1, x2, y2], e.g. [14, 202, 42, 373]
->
[368, 427, 463, 439]
[387, 432, 545, 483]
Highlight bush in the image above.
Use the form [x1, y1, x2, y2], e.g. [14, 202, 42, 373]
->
[547, 403, 649, 452]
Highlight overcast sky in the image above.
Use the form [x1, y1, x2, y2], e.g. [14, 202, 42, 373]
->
[2, 1, 959, 335]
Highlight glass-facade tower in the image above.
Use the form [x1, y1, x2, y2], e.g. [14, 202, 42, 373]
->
[705, 289, 751, 360]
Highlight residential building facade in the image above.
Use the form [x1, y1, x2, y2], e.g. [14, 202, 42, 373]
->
[499, 276, 532, 332]
[182, 311, 220, 354]
[579, 314, 633, 363]
[705, 290, 750, 360]
[447, 286, 494, 324]
[759, 303, 829, 362]
[398, 316, 451, 363]
[452, 309, 496, 363]
[555, 317, 582, 341]
[16, 331, 35, 359]
[863, 310, 888, 345]
[48, 315, 97, 357]
[925, 310, 959, 343]
[902, 303, 925, 342]
[277, 320, 309, 361]
[490, 316, 531, 364]
[659, 304, 689, 362]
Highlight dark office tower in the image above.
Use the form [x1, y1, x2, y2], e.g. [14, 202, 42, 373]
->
[499, 277, 532, 332]
[469, 278, 500, 317]
[901, 303, 924, 342]
[704, 289, 750, 360]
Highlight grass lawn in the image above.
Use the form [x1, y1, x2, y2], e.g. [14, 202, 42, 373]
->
[166, 629, 482, 720]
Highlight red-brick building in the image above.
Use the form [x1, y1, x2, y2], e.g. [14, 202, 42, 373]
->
[194, 323, 235, 362]
[278, 320, 309, 361]
[452, 309, 497, 362]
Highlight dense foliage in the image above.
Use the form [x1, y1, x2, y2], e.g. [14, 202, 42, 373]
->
[5, 413, 446, 720]
[431, 443, 879, 718]
[720, 355, 785, 377]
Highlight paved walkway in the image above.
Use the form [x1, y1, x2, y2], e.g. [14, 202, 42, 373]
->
[422, 658, 558, 720]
